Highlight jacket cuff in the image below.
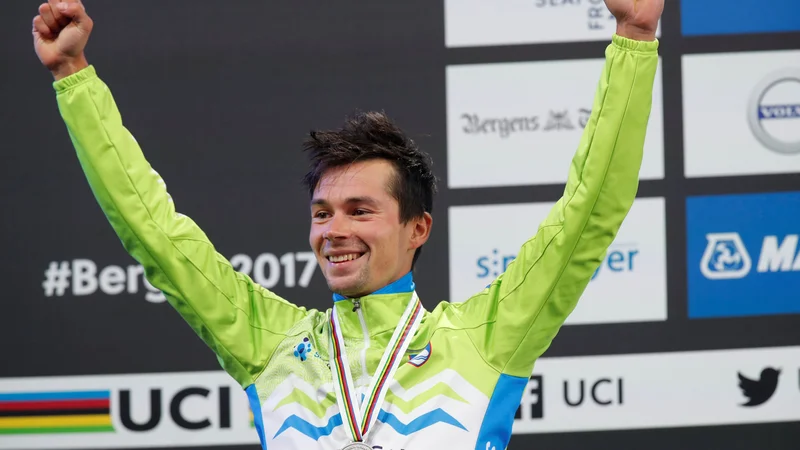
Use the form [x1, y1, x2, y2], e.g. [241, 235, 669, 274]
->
[53, 65, 98, 93]
[612, 33, 659, 53]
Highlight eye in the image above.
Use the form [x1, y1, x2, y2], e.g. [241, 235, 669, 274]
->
[353, 209, 370, 216]
[314, 211, 330, 219]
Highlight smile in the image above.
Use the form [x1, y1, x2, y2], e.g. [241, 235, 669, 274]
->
[327, 253, 364, 263]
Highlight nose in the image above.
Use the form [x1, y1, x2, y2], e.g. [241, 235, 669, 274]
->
[322, 214, 350, 241]
[323, 229, 348, 241]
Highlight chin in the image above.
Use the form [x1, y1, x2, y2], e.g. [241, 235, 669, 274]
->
[328, 277, 360, 297]
[325, 276, 364, 298]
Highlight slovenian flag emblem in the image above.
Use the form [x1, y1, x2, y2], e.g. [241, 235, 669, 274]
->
[408, 342, 432, 367]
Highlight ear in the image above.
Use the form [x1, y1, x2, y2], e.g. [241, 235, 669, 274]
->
[408, 212, 433, 250]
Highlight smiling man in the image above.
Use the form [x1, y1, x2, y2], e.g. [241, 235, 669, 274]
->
[303, 117, 436, 300]
[34, 1, 663, 449]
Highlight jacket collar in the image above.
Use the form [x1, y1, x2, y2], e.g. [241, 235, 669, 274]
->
[331, 271, 415, 302]
[331, 272, 418, 338]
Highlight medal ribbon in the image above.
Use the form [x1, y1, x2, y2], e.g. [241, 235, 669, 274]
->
[329, 291, 423, 443]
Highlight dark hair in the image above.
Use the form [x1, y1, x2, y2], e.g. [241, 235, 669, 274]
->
[301, 111, 437, 268]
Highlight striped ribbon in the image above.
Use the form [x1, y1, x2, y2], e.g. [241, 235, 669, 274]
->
[329, 291, 423, 443]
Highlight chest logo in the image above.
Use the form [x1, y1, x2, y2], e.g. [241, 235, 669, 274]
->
[293, 337, 313, 362]
[408, 342, 432, 367]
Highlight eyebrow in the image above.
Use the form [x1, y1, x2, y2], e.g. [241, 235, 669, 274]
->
[311, 196, 380, 208]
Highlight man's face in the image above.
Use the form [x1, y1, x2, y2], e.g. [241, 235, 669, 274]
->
[309, 159, 430, 298]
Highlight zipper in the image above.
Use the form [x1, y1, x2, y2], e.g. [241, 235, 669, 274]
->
[354, 298, 371, 386]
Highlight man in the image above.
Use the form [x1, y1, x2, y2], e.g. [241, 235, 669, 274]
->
[33, 0, 662, 449]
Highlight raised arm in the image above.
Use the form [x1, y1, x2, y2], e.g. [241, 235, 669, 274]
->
[456, 0, 663, 378]
[33, 0, 310, 388]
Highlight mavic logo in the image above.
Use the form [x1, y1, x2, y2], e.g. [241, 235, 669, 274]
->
[701, 232, 800, 280]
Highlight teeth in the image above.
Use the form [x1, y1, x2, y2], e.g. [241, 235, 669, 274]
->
[329, 253, 360, 263]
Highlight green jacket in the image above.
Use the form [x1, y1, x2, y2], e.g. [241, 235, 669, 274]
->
[53, 33, 658, 450]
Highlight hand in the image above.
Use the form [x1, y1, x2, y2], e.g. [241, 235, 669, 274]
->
[32, 0, 93, 80]
[603, 0, 663, 41]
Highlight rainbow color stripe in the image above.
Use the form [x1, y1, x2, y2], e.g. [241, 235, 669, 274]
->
[0, 390, 115, 435]
[329, 297, 423, 441]
[329, 313, 363, 441]
[359, 300, 422, 434]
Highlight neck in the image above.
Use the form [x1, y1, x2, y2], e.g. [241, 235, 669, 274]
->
[332, 271, 415, 302]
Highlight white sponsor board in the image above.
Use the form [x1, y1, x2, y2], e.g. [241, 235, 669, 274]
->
[448, 197, 667, 325]
[0, 371, 258, 449]
[682, 50, 800, 177]
[444, 0, 661, 47]
[446, 57, 664, 188]
[515, 346, 800, 433]
[3, 346, 798, 448]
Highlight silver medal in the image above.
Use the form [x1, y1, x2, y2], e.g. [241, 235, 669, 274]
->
[341, 442, 372, 450]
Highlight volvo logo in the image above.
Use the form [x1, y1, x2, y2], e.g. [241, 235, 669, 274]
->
[746, 68, 800, 155]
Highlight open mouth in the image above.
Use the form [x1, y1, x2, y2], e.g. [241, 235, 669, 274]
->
[327, 253, 365, 263]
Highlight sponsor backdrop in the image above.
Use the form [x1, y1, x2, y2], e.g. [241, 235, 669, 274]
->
[1, 1, 799, 449]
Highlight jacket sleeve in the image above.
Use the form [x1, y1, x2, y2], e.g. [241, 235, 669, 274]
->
[53, 66, 311, 388]
[455, 34, 659, 378]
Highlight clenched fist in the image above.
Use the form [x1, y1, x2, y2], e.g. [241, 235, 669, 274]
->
[33, 0, 93, 80]
[604, 0, 663, 41]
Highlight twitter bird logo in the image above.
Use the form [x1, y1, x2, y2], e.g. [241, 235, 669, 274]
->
[738, 367, 781, 407]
